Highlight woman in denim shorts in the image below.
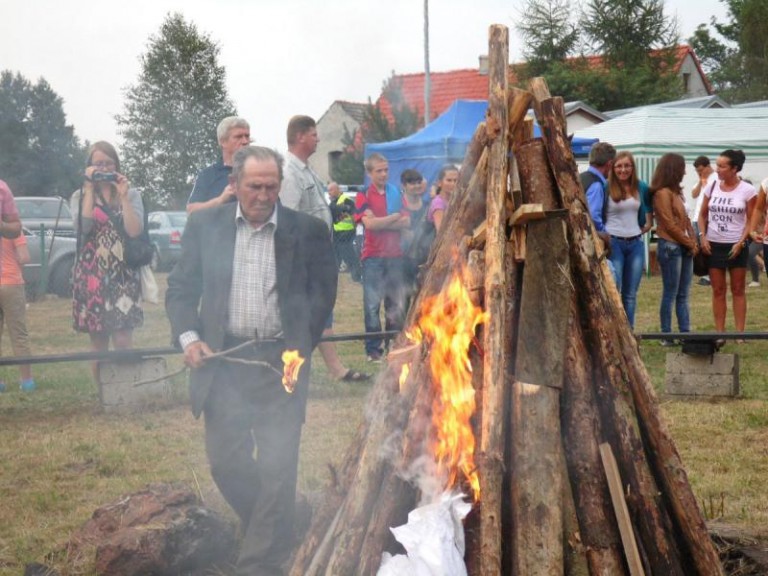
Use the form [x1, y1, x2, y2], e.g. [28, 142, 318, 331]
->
[698, 150, 757, 339]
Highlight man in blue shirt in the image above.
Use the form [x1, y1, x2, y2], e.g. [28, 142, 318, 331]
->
[580, 142, 617, 251]
[187, 117, 251, 214]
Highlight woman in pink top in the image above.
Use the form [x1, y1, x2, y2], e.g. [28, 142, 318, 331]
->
[698, 149, 757, 336]
[427, 165, 459, 232]
[0, 236, 35, 392]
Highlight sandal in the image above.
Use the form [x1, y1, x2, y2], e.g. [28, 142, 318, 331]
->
[340, 369, 371, 382]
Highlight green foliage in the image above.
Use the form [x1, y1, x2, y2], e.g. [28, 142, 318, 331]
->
[117, 13, 236, 209]
[690, 0, 768, 102]
[330, 124, 365, 185]
[515, 0, 683, 110]
[0, 71, 85, 198]
[363, 75, 421, 143]
[515, 0, 580, 77]
[332, 73, 420, 184]
[581, 0, 679, 68]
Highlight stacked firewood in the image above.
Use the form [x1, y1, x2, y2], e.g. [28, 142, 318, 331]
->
[288, 25, 723, 576]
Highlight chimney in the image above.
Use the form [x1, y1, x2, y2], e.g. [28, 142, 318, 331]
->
[478, 55, 489, 75]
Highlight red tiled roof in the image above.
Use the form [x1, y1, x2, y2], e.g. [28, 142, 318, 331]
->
[377, 68, 501, 124]
[377, 45, 710, 123]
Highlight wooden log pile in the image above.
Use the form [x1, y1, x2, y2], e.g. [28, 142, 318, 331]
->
[289, 24, 723, 576]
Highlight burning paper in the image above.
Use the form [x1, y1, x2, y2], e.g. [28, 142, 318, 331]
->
[281, 350, 304, 394]
[377, 490, 472, 576]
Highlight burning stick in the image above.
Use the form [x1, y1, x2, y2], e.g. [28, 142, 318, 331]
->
[281, 350, 304, 394]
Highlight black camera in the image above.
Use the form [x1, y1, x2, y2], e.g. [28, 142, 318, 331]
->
[91, 172, 118, 182]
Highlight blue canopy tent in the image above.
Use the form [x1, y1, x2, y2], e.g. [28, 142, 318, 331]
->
[364, 99, 598, 189]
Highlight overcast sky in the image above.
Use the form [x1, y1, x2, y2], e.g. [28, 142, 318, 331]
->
[1, 0, 728, 154]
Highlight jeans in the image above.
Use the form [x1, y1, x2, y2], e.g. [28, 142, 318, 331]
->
[609, 236, 645, 328]
[657, 238, 693, 333]
[362, 257, 406, 355]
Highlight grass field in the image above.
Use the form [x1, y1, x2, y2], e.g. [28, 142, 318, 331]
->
[0, 270, 767, 574]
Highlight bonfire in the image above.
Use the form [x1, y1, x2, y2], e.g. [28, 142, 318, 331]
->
[288, 24, 723, 576]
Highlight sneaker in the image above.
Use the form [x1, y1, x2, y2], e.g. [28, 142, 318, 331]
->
[749, 281, 761, 288]
[698, 277, 711, 286]
[20, 378, 36, 392]
[366, 351, 383, 363]
[660, 339, 678, 347]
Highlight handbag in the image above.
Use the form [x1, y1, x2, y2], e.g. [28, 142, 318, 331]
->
[97, 190, 154, 268]
[693, 248, 709, 277]
[140, 265, 159, 303]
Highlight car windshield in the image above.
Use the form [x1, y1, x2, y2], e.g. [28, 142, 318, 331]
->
[168, 213, 187, 227]
[17, 199, 72, 219]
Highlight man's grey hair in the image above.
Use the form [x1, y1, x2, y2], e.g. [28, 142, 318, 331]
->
[232, 146, 284, 183]
[217, 116, 250, 143]
[589, 142, 616, 167]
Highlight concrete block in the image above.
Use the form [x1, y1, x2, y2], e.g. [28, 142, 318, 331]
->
[665, 352, 739, 397]
[98, 357, 171, 412]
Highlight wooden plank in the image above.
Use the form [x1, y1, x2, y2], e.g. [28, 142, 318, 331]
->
[509, 203, 546, 226]
[508, 107, 572, 576]
[600, 443, 646, 576]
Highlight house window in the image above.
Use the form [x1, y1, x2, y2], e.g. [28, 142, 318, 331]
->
[329, 151, 342, 177]
[682, 72, 690, 93]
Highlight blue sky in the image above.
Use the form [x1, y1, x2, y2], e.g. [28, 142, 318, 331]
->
[0, 0, 728, 152]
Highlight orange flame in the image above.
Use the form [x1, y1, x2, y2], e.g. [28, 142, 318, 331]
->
[398, 363, 410, 393]
[407, 265, 488, 500]
[281, 350, 305, 394]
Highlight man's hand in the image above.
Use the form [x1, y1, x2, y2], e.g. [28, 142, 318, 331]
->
[183, 340, 215, 369]
[598, 231, 612, 256]
[219, 185, 235, 204]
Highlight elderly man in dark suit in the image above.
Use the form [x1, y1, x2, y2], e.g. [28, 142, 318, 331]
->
[166, 145, 337, 576]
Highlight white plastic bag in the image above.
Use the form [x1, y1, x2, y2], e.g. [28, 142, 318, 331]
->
[377, 491, 471, 576]
[140, 265, 159, 304]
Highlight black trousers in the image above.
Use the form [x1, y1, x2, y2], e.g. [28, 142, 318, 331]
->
[203, 341, 303, 576]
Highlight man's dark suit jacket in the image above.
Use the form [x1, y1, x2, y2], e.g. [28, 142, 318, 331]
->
[165, 201, 338, 419]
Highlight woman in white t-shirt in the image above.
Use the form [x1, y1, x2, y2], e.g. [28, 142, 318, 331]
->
[698, 149, 757, 337]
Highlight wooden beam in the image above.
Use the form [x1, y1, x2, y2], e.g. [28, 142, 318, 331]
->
[478, 23, 509, 576]
[600, 443, 646, 576]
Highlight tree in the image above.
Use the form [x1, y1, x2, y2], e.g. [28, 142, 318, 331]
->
[0, 71, 85, 198]
[331, 74, 420, 184]
[690, 0, 768, 102]
[514, 0, 683, 110]
[515, 0, 580, 77]
[330, 124, 365, 185]
[581, 0, 679, 68]
[117, 13, 236, 208]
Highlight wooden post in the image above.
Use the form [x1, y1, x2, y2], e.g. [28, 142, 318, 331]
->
[529, 76, 712, 576]
[508, 138, 571, 576]
[562, 297, 628, 576]
[478, 23, 509, 576]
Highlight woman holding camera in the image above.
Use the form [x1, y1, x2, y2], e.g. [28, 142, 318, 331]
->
[698, 149, 756, 338]
[71, 141, 144, 378]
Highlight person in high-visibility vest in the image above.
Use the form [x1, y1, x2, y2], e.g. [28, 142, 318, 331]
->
[329, 182, 361, 282]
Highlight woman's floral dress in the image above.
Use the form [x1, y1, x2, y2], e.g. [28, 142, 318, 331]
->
[72, 203, 142, 334]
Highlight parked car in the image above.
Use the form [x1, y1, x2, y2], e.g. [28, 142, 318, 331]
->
[147, 211, 187, 271]
[21, 227, 77, 298]
[15, 196, 76, 238]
